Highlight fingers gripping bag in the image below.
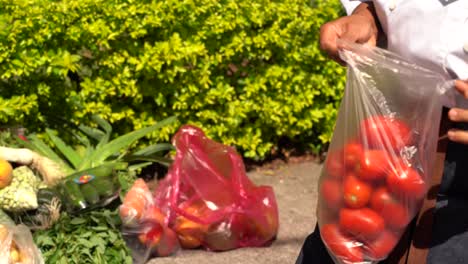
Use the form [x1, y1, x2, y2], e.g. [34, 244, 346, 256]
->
[153, 125, 279, 252]
[317, 41, 455, 264]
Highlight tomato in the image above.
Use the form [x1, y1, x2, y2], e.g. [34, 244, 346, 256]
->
[138, 223, 164, 248]
[325, 149, 345, 179]
[359, 116, 412, 150]
[343, 141, 364, 168]
[386, 161, 426, 200]
[355, 150, 391, 181]
[339, 208, 385, 240]
[144, 206, 166, 224]
[370, 187, 410, 230]
[364, 230, 399, 260]
[156, 227, 179, 257]
[321, 179, 343, 210]
[320, 223, 363, 263]
[343, 174, 372, 209]
[204, 220, 238, 251]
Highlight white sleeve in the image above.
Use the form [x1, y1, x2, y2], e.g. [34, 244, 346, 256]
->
[340, 0, 372, 15]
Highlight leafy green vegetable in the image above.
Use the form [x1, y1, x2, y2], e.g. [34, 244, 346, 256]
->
[33, 209, 132, 264]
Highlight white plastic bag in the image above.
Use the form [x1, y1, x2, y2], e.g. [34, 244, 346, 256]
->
[0, 223, 44, 264]
[317, 41, 454, 264]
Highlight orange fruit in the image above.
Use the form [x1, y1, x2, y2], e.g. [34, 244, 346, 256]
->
[204, 221, 237, 251]
[156, 228, 179, 257]
[174, 218, 208, 249]
[0, 159, 12, 189]
[254, 209, 279, 241]
[144, 206, 166, 224]
[173, 201, 210, 248]
[120, 179, 150, 225]
[138, 223, 163, 248]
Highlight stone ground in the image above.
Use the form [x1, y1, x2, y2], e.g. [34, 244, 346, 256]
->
[148, 160, 323, 264]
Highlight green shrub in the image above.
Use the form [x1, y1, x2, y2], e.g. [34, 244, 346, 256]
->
[0, 0, 345, 159]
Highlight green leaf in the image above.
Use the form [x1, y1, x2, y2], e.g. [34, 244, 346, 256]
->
[92, 115, 112, 134]
[78, 125, 105, 142]
[88, 116, 176, 166]
[46, 129, 82, 169]
[27, 134, 74, 173]
[124, 155, 172, 167]
[92, 115, 112, 151]
[127, 161, 152, 171]
[132, 143, 174, 156]
[69, 217, 87, 225]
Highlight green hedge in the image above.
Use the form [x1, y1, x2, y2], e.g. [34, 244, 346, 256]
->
[0, 0, 345, 159]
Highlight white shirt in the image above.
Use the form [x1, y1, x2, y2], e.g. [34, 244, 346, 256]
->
[341, 0, 468, 81]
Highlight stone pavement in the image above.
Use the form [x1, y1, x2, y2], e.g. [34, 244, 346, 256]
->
[148, 160, 323, 264]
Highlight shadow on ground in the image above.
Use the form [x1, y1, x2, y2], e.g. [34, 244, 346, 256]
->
[147, 161, 323, 264]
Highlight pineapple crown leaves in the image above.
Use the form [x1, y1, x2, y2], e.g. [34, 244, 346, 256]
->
[22, 115, 177, 175]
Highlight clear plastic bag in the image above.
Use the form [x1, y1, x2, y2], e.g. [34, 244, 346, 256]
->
[154, 125, 279, 252]
[57, 163, 122, 214]
[317, 41, 454, 264]
[119, 179, 180, 264]
[0, 223, 44, 264]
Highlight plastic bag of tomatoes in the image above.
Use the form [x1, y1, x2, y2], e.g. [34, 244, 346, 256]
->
[119, 179, 181, 264]
[317, 41, 455, 264]
[153, 125, 279, 252]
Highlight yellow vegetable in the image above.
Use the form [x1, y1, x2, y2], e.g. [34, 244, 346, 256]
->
[0, 159, 12, 189]
[10, 242, 20, 262]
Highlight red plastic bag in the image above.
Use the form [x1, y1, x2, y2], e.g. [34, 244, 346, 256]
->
[154, 125, 279, 251]
[317, 41, 455, 264]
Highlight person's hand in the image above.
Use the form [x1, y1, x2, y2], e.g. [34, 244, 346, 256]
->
[447, 80, 468, 144]
[320, 3, 380, 65]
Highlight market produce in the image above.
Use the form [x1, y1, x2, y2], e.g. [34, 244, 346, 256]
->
[0, 210, 44, 264]
[319, 115, 424, 263]
[13, 115, 176, 213]
[153, 125, 279, 252]
[33, 209, 131, 264]
[120, 125, 279, 264]
[0, 166, 43, 213]
[120, 179, 179, 262]
[119, 179, 152, 226]
[0, 159, 12, 189]
[173, 202, 210, 249]
[317, 41, 448, 264]
[0, 147, 66, 186]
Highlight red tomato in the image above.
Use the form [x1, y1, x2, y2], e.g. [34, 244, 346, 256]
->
[156, 227, 179, 257]
[339, 208, 385, 240]
[370, 187, 410, 230]
[364, 230, 399, 260]
[386, 162, 426, 200]
[138, 223, 164, 248]
[359, 116, 412, 150]
[320, 179, 343, 210]
[344, 141, 364, 168]
[325, 150, 345, 179]
[343, 174, 372, 209]
[321, 223, 364, 263]
[355, 150, 391, 181]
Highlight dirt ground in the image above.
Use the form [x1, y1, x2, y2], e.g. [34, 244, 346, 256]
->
[147, 160, 323, 264]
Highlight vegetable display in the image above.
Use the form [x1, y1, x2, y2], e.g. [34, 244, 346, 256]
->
[0, 115, 176, 263]
[120, 125, 279, 264]
[317, 41, 452, 263]
[0, 166, 43, 213]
